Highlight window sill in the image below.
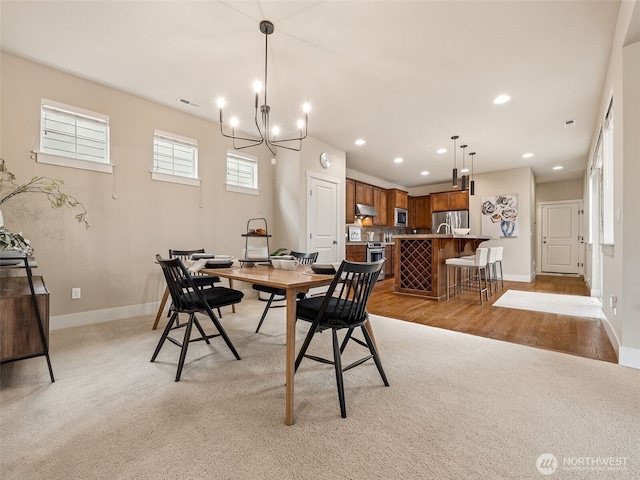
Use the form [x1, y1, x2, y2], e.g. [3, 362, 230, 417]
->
[225, 184, 260, 196]
[36, 152, 113, 174]
[151, 172, 200, 187]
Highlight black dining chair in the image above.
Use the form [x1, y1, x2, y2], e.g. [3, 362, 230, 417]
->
[152, 255, 243, 381]
[252, 251, 318, 333]
[170, 248, 223, 317]
[294, 259, 389, 418]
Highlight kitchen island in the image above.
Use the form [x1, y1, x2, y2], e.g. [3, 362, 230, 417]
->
[393, 234, 491, 300]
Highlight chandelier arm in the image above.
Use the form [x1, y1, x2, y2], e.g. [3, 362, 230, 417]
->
[267, 139, 302, 152]
[219, 124, 264, 144]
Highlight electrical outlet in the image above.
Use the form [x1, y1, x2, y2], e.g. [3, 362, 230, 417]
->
[71, 287, 81, 299]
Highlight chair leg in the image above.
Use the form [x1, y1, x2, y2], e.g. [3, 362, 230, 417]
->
[151, 312, 178, 362]
[332, 329, 347, 418]
[295, 321, 320, 372]
[361, 325, 389, 386]
[446, 265, 450, 301]
[204, 304, 241, 360]
[255, 294, 275, 333]
[192, 315, 211, 344]
[175, 313, 195, 381]
[339, 327, 355, 353]
[498, 261, 504, 288]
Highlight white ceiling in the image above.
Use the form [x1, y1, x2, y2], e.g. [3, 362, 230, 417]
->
[0, 1, 622, 188]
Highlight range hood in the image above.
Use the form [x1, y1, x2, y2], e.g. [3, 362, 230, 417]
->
[355, 203, 378, 217]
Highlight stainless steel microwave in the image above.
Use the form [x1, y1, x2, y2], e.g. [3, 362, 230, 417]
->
[394, 208, 408, 227]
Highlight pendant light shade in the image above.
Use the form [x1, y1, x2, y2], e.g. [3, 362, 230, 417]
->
[469, 152, 476, 196]
[451, 135, 459, 187]
[460, 144, 468, 191]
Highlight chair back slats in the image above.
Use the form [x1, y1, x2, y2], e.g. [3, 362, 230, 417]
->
[316, 260, 384, 326]
[156, 254, 203, 312]
[290, 251, 319, 265]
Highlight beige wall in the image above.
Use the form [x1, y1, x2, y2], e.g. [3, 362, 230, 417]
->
[0, 53, 278, 319]
[536, 179, 584, 203]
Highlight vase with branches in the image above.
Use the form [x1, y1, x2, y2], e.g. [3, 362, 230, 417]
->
[0, 157, 89, 253]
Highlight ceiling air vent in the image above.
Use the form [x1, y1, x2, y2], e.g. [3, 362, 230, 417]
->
[564, 119, 576, 128]
[177, 97, 201, 108]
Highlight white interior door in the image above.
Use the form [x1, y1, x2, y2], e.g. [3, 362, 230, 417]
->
[307, 175, 339, 263]
[541, 202, 580, 274]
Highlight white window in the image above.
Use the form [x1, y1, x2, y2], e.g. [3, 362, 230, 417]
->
[225, 151, 259, 195]
[601, 98, 614, 245]
[38, 99, 112, 173]
[151, 130, 200, 186]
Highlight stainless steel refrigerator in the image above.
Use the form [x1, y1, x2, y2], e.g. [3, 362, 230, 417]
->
[431, 210, 469, 234]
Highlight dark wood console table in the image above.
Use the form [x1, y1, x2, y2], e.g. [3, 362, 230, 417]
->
[0, 253, 55, 382]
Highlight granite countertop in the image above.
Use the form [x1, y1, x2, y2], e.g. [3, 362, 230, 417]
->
[346, 241, 395, 246]
[393, 234, 492, 240]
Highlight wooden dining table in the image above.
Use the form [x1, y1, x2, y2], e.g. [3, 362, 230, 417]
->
[200, 263, 337, 426]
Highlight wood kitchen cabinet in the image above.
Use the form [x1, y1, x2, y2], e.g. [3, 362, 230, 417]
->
[346, 244, 367, 262]
[412, 195, 431, 229]
[373, 186, 388, 226]
[384, 245, 394, 278]
[355, 182, 373, 205]
[388, 189, 408, 209]
[387, 188, 409, 225]
[430, 190, 469, 212]
[346, 178, 356, 224]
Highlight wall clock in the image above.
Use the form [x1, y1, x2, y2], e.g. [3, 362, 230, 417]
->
[320, 152, 331, 169]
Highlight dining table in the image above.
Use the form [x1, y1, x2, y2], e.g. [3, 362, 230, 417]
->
[200, 263, 345, 426]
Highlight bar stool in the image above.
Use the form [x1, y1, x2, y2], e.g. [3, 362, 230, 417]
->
[445, 247, 489, 305]
[486, 247, 498, 296]
[493, 246, 504, 289]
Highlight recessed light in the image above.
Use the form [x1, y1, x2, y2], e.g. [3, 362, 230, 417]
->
[564, 119, 576, 128]
[394, 157, 404, 164]
[461, 168, 469, 173]
[553, 166, 563, 170]
[355, 139, 366, 145]
[436, 148, 447, 154]
[493, 94, 511, 104]
[421, 171, 429, 176]
[522, 153, 534, 158]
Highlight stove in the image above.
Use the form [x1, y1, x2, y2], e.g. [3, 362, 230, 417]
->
[366, 242, 385, 280]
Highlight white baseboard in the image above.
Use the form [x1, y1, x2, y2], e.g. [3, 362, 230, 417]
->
[50, 287, 256, 330]
[51, 302, 162, 330]
[503, 273, 535, 282]
[619, 346, 640, 370]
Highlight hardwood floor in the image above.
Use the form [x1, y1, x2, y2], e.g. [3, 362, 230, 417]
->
[367, 275, 617, 363]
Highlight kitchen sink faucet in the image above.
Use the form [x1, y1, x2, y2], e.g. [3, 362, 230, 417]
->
[436, 223, 451, 234]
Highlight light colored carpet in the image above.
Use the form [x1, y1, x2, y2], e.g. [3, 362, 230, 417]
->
[493, 289, 606, 320]
[1, 297, 639, 479]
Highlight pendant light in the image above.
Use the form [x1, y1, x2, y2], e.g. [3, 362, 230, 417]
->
[460, 144, 468, 191]
[451, 135, 459, 187]
[469, 152, 476, 195]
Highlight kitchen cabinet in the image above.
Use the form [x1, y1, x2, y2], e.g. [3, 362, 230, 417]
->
[346, 178, 356, 224]
[355, 182, 373, 206]
[388, 189, 408, 209]
[384, 245, 394, 278]
[387, 188, 409, 225]
[373, 186, 388, 226]
[430, 190, 469, 212]
[346, 244, 366, 262]
[412, 195, 431, 229]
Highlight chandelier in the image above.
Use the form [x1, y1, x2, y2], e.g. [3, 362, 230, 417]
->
[216, 20, 310, 156]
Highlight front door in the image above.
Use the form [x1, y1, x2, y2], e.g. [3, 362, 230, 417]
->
[541, 201, 580, 274]
[307, 174, 339, 263]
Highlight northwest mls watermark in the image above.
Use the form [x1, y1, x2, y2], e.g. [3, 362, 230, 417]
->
[536, 453, 629, 475]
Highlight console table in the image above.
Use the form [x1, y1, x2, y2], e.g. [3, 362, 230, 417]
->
[0, 253, 55, 382]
